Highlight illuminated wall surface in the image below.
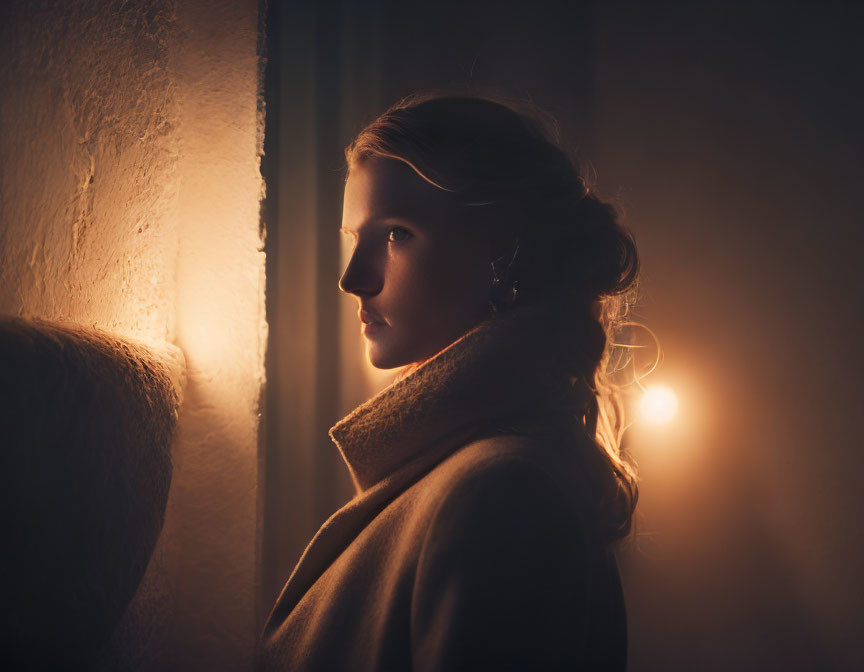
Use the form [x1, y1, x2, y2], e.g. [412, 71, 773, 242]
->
[0, 0, 265, 669]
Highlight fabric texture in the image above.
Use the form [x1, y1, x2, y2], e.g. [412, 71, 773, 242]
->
[257, 301, 628, 671]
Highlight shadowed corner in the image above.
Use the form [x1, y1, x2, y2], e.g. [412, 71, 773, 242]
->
[0, 316, 184, 669]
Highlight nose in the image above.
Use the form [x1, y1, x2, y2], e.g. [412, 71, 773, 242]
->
[338, 242, 382, 297]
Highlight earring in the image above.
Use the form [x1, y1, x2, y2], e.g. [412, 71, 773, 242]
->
[489, 241, 521, 313]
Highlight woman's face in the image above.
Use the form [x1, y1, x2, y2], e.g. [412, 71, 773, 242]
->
[339, 157, 493, 369]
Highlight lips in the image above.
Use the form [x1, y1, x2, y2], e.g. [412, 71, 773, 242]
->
[359, 309, 386, 325]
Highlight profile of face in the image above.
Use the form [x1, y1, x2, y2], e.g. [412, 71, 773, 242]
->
[339, 157, 494, 369]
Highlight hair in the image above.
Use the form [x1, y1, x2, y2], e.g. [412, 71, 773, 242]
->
[344, 90, 640, 544]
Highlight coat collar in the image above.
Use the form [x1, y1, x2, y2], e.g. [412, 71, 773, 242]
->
[263, 302, 585, 638]
[328, 301, 579, 494]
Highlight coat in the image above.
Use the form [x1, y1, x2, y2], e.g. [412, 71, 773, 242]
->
[257, 302, 628, 671]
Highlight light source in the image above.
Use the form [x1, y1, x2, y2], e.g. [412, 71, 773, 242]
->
[639, 385, 679, 425]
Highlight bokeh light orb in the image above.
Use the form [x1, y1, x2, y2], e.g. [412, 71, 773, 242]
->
[639, 385, 678, 424]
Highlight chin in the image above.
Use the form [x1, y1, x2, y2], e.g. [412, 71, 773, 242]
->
[365, 321, 478, 370]
[367, 352, 407, 370]
[366, 342, 404, 370]
[366, 337, 429, 370]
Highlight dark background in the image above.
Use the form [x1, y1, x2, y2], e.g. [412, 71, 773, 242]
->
[262, 1, 864, 669]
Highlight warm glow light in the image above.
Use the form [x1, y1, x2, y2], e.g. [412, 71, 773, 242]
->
[639, 385, 679, 424]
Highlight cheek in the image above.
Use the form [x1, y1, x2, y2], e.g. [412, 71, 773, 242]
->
[438, 234, 491, 301]
[393, 241, 489, 321]
[367, 236, 490, 367]
[439, 253, 490, 307]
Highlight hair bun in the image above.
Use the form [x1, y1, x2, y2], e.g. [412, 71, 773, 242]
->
[561, 193, 639, 298]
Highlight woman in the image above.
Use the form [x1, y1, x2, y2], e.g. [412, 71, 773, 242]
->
[258, 91, 639, 671]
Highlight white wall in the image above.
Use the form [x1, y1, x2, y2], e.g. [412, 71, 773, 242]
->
[0, 1, 266, 669]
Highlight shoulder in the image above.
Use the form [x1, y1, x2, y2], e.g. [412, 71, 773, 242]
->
[411, 433, 594, 562]
[408, 435, 599, 669]
[428, 434, 551, 483]
[417, 433, 588, 522]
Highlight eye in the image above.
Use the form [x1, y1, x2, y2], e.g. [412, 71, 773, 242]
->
[387, 226, 412, 243]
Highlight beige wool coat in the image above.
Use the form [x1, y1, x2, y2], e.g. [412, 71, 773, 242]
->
[257, 303, 628, 671]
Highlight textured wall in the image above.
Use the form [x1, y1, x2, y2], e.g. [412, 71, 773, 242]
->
[0, 0, 179, 341]
[165, 0, 267, 669]
[0, 1, 265, 669]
